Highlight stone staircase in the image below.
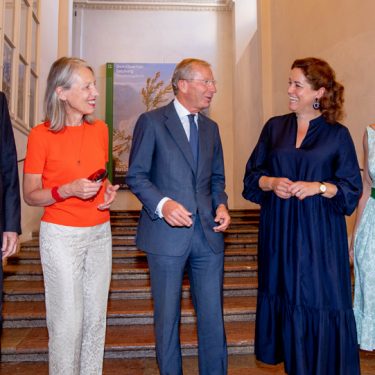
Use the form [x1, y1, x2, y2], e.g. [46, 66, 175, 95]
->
[1, 209, 259, 363]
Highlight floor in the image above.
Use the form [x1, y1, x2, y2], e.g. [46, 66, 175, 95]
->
[0, 352, 374, 374]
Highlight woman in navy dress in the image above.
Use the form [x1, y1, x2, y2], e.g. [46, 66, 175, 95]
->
[243, 57, 362, 375]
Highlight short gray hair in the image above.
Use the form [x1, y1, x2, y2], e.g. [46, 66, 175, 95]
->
[171, 58, 211, 95]
[44, 57, 94, 132]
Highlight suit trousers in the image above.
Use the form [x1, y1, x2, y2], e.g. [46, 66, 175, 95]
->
[147, 216, 228, 375]
[39, 221, 112, 375]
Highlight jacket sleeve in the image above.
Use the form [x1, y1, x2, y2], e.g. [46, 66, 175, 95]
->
[326, 127, 362, 215]
[0, 93, 21, 234]
[242, 122, 271, 205]
[210, 122, 228, 209]
[125, 113, 164, 220]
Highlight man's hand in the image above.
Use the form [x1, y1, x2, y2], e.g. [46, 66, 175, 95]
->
[162, 200, 193, 227]
[213, 204, 231, 232]
[2, 231, 18, 258]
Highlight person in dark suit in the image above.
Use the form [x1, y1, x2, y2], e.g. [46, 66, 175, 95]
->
[0, 92, 21, 333]
[126, 58, 230, 375]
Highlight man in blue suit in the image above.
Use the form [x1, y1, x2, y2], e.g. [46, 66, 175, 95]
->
[126, 58, 230, 375]
[0, 92, 21, 335]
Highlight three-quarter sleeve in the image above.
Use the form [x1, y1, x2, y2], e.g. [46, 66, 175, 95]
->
[326, 127, 362, 215]
[242, 122, 271, 205]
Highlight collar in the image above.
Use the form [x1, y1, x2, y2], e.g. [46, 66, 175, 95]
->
[173, 98, 198, 121]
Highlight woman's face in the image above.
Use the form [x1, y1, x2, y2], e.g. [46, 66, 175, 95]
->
[287, 68, 320, 116]
[59, 67, 99, 121]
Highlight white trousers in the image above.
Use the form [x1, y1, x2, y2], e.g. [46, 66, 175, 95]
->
[40, 221, 112, 375]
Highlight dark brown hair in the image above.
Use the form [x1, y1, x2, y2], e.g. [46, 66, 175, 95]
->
[291, 57, 344, 123]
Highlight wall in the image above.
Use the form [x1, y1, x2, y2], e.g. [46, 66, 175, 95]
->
[262, 0, 375, 165]
[232, 0, 262, 208]
[15, 1, 60, 240]
[72, 5, 234, 209]
[258, 0, 375, 234]
[21, 0, 375, 237]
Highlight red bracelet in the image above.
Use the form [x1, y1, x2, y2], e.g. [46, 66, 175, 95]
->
[51, 186, 65, 202]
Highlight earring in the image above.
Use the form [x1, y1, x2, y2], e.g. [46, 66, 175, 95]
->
[313, 98, 320, 110]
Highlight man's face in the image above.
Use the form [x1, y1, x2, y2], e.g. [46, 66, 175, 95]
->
[177, 64, 217, 113]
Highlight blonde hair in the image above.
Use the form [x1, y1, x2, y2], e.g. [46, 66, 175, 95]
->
[171, 58, 211, 95]
[44, 57, 94, 132]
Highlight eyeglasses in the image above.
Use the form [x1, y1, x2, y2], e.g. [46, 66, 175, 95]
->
[182, 78, 217, 87]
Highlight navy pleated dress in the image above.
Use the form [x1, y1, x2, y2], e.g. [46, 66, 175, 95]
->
[243, 113, 362, 375]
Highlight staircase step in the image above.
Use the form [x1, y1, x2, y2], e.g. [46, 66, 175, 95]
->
[19, 237, 257, 252]
[3, 296, 256, 328]
[4, 277, 258, 302]
[4, 260, 257, 281]
[1, 321, 254, 362]
[225, 227, 258, 237]
[0, 354, 262, 375]
[109, 219, 259, 228]
[2, 209, 259, 364]
[9, 246, 257, 267]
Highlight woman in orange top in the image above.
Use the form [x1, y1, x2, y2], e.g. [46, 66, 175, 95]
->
[23, 57, 119, 374]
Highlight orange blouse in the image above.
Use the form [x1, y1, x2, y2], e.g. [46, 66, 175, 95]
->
[24, 120, 110, 227]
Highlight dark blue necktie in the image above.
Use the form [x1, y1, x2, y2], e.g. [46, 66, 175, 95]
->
[188, 114, 199, 166]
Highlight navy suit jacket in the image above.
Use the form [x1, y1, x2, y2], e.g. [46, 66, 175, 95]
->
[126, 101, 228, 256]
[0, 92, 21, 237]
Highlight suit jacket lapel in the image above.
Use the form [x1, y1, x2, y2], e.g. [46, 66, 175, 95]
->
[197, 113, 209, 178]
[164, 102, 196, 173]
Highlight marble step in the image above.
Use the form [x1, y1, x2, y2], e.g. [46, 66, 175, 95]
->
[4, 276, 258, 302]
[3, 260, 258, 281]
[3, 295, 256, 328]
[1, 321, 254, 362]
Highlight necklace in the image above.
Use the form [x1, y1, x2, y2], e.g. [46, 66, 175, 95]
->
[75, 121, 85, 165]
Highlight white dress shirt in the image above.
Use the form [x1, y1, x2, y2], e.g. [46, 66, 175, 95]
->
[155, 98, 198, 218]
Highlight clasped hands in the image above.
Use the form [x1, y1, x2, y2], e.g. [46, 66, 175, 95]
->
[271, 177, 321, 200]
[60, 179, 119, 210]
[161, 200, 231, 232]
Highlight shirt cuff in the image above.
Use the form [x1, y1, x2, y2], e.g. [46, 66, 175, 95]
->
[155, 197, 171, 218]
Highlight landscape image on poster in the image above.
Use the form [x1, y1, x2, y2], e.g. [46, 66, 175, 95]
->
[110, 63, 175, 188]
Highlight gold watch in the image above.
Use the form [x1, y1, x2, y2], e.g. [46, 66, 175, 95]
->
[319, 182, 327, 194]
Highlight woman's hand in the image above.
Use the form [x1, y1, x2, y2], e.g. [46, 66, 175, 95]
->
[259, 176, 293, 199]
[288, 181, 320, 200]
[59, 178, 102, 200]
[97, 183, 120, 210]
[348, 235, 355, 265]
[288, 181, 337, 200]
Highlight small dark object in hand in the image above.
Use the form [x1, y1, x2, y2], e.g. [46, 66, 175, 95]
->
[88, 169, 108, 182]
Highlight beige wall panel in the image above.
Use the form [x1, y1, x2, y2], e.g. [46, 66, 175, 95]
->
[268, 0, 375, 165]
[259, 0, 375, 233]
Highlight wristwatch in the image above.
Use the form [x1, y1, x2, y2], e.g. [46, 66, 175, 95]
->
[319, 182, 327, 194]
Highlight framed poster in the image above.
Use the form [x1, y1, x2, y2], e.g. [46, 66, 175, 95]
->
[106, 62, 175, 189]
